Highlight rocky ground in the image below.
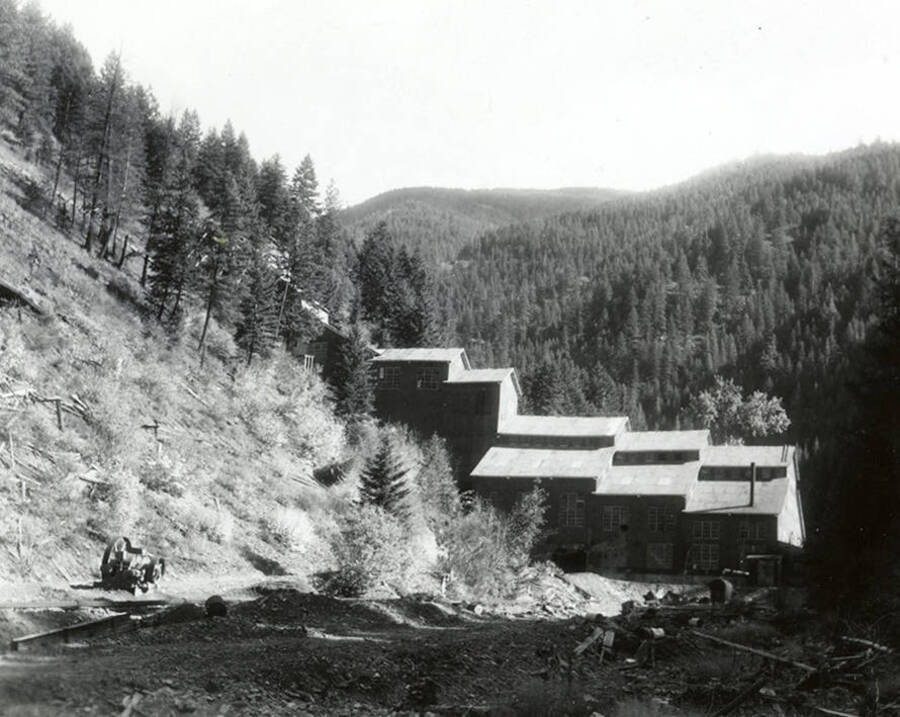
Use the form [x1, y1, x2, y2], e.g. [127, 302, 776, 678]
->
[1, 573, 898, 717]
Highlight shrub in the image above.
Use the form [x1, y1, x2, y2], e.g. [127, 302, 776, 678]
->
[326, 503, 411, 597]
[439, 486, 547, 600]
[263, 506, 317, 551]
[415, 434, 460, 539]
[86, 466, 142, 539]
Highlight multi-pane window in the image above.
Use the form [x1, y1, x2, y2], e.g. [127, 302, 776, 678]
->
[602, 505, 629, 532]
[647, 506, 676, 534]
[739, 521, 767, 541]
[692, 520, 721, 541]
[559, 493, 585, 527]
[379, 366, 400, 389]
[693, 543, 720, 571]
[415, 367, 440, 390]
[647, 543, 674, 569]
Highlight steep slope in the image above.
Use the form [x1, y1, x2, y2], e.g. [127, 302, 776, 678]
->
[339, 186, 623, 262]
[0, 139, 349, 593]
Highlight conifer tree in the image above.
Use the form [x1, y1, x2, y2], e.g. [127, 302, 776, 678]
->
[359, 434, 411, 522]
[329, 324, 374, 418]
[234, 240, 279, 365]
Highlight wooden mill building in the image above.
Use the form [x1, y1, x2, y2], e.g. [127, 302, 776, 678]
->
[370, 347, 805, 581]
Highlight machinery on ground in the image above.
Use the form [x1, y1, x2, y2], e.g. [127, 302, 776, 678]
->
[99, 537, 166, 593]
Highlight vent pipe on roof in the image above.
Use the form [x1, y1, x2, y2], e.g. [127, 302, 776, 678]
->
[749, 462, 756, 507]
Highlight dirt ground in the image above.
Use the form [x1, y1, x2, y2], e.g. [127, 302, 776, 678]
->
[1, 576, 898, 716]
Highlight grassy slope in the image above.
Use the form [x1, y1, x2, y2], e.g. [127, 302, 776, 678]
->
[0, 139, 353, 595]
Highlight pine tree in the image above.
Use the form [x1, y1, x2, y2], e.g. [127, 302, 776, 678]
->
[359, 434, 411, 521]
[329, 324, 374, 418]
[234, 240, 279, 366]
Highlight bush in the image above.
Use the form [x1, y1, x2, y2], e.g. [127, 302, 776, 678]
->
[325, 503, 411, 597]
[263, 506, 317, 551]
[439, 486, 547, 600]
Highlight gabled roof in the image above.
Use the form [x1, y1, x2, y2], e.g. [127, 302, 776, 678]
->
[701, 445, 794, 466]
[498, 415, 628, 438]
[616, 430, 710, 451]
[372, 348, 470, 366]
[595, 462, 700, 496]
[471, 447, 612, 479]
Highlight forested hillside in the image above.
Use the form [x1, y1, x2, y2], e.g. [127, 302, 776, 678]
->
[339, 186, 621, 263]
[439, 145, 899, 445]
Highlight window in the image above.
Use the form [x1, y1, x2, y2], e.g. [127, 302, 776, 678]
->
[379, 366, 400, 389]
[692, 520, 721, 541]
[739, 521, 766, 541]
[647, 543, 674, 569]
[647, 506, 676, 534]
[602, 505, 629, 532]
[415, 367, 440, 390]
[559, 493, 585, 527]
[692, 543, 720, 571]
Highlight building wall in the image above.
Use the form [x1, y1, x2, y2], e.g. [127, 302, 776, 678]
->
[588, 495, 686, 572]
[472, 476, 598, 545]
[443, 382, 504, 481]
[680, 514, 778, 574]
[373, 360, 454, 438]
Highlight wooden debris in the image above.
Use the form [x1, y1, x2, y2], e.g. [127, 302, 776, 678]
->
[0, 276, 45, 315]
[712, 671, 770, 716]
[690, 630, 816, 672]
[574, 627, 604, 656]
[840, 636, 891, 653]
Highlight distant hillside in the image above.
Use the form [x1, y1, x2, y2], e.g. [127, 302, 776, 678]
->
[437, 143, 900, 463]
[338, 186, 623, 262]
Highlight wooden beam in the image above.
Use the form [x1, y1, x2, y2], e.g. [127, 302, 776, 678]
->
[690, 630, 816, 672]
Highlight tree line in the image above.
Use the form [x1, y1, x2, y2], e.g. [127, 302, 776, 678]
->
[0, 0, 433, 367]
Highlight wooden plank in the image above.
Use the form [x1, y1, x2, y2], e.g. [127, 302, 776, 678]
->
[10, 613, 136, 651]
[0, 598, 169, 610]
[690, 630, 816, 672]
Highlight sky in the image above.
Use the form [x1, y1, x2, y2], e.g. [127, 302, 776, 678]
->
[35, 0, 900, 205]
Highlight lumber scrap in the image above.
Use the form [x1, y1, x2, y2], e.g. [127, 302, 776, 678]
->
[10, 612, 136, 651]
[574, 627, 603, 656]
[690, 630, 816, 672]
[840, 636, 891, 653]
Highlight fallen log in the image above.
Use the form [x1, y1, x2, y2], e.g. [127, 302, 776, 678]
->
[0, 277, 44, 315]
[690, 630, 816, 672]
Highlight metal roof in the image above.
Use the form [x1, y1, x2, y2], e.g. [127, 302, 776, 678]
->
[498, 415, 629, 438]
[595, 462, 700, 496]
[471, 447, 613, 478]
[701, 445, 793, 466]
[448, 368, 516, 384]
[683, 475, 790, 515]
[372, 348, 469, 365]
[616, 430, 710, 451]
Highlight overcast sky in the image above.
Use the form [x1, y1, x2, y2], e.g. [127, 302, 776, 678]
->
[36, 0, 900, 205]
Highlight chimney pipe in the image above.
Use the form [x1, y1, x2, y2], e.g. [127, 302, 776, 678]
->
[749, 462, 756, 507]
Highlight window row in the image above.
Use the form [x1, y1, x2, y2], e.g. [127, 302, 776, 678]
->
[373, 366, 442, 391]
[700, 466, 786, 481]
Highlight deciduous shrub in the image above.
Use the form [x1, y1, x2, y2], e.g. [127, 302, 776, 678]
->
[325, 503, 410, 596]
